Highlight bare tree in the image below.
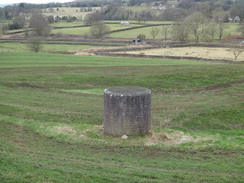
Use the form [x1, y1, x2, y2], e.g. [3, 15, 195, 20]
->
[150, 27, 160, 39]
[185, 12, 208, 45]
[171, 22, 190, 42]
[223, 38, 244, 62]
[212, 10, 227, 40]
[1, 24, 8, 35]
[137, 10, 148, 24]
[84, 12, 102, 25]
[90, 21, 110, 38]
[232, 48, 243, 61]
[47, 15, 55, 24]
[162, 25, 170, 45]
[27, 37, 43, 52]
[204, 21, 217, 42]
[216, 20, 226, 40]
[230, 42, 243, 61]
[196, 2, 212, 19]
[30, 13, 51, 37]
[13, 15, 26, 28]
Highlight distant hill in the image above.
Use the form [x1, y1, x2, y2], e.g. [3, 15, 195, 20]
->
[0, 4, 13, 7]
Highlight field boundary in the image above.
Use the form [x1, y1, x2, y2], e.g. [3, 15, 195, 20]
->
[108, 23, 171, 34]
[92, 52, 244, 64]
[0, 39, 128, 47]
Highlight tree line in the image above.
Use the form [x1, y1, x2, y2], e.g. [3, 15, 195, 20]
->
[98, 0, 244, 22]
[1, 0, 243, 21]
[1, 0, 244, 42]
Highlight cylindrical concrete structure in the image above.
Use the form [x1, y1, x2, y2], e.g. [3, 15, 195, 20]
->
[104, 86, 151, 136]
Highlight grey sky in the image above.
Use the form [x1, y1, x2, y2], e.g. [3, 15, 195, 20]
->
[1, 0, 71, 5]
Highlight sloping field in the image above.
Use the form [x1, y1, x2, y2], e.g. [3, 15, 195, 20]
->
[0, 52, 243, 182]
[42, 7, 100, 20]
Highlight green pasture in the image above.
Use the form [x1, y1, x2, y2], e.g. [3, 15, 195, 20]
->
[51, 20, 85, 27]
[51, 23, 147, 36]
[224, 23, 242, 36]
[51, 23, 144, 36]
[104, 20, 173, 25]
[52, 26, 90, 35]
[0, 52, 243, 182]
[109, 24, 167, 39]
[0, 19, 11, 23]
[110, 22, 241, 39]
[108, 23, 145, 31]
[138, 21, 174, 25]
[1, 17, 241, 40]
[0, 52, 214, 68]
[50, 21, 173, 38]
[50, 21, 240, 39]
[0, 28, 25, 35]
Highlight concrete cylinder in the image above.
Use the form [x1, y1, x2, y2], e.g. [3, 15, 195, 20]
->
[104, 86, 151, 136]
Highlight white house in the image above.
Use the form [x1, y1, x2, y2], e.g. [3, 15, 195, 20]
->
[234, 16, 240, 22]
[120, 22, 130, 25]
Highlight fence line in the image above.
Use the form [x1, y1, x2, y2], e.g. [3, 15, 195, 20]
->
[92, 52, 244, 64]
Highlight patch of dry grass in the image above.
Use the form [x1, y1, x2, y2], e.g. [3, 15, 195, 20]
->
[123, 47, 244, 61]
[42, 7, 100, 20]
[144, 130, 211, 146]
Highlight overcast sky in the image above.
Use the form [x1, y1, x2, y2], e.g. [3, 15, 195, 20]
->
[1, 0, 72, 5]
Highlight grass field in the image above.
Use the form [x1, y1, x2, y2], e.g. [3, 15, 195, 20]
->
[0, 52, 243, 182]
[109, 24, 165, 39]
[51, 20, 85, 27]
[0, 18, 241, 40]
[50, 21, 241, 39]
[42, 7, 100, 20]
[0, 42, 106, 53]
[52, 23, 146, 36]
[121, 47, 244, 61]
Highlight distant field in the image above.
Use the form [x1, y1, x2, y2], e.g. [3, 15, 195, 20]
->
[0, 42, 104, 52]
[0, 17, 241, 40]
[51, 20, 85, 27]
[0, 52, 243, 182]
[42, 7, 100, 20]
[220, 23, 241, 36]
[109, 24, 166, 39]
[50, 21, 240, 39]
[52, 26, 90, 35]
[0, 19, 11, 24]
[126, 5, 148, 11]
[122, 47, 244, 61]
[51, 23, 146, 36]
[104, 20, 173, 25]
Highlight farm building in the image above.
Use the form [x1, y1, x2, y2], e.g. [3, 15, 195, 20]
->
[133, 39, 146, 45]
[120, 22, 130, 25]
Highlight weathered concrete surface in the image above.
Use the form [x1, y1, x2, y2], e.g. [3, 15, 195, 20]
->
[104, 86, 151, 136]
